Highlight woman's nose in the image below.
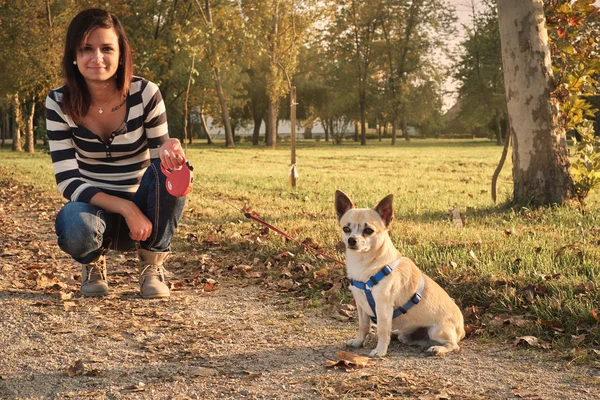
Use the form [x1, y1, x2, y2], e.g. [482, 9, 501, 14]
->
[92, 49, 103, 63]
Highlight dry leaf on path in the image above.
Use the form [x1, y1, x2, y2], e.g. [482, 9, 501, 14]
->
[66, 360, 85, 377]
[325, 350, 376, 371]
[513, 336, 550, 349]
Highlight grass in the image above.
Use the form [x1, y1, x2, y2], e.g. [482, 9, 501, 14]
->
[2, 138, 599, 349]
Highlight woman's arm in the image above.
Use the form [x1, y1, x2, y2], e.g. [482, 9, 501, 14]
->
[141, 80, 186, 170]
[45, 91, 101, 202]
[89, 192, 152, 241]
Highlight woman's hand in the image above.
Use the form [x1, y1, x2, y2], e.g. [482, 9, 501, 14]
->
[159, 138, 186, 170]
[90, 193, 153, 242]
[123, 202, 153, 241]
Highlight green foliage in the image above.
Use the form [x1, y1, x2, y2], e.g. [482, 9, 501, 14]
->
[545, 0, 600, 201]
[570, 120, 600, 201]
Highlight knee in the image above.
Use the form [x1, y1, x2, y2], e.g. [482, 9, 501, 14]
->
[55, 203, 103, 258]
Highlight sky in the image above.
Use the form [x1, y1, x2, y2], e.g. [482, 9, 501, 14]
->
[442, 0, 481, 109]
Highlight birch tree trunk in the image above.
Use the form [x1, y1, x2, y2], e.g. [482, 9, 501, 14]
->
[25, 102, 35, 153]
[11, 94, 22, 152]
[496, 0, 573, 205]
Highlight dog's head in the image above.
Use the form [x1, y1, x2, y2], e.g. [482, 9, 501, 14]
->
[335, 190, 393, 253]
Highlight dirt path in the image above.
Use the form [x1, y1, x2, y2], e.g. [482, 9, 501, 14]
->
[1, 178, 599, 400]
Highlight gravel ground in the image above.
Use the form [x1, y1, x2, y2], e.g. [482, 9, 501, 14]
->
[1, 176, 599, 400]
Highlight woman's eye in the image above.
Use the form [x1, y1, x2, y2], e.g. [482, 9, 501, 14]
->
[103, 47, 114, 52]
[363, 227, 374, 235]
[343, 227, 351, 234]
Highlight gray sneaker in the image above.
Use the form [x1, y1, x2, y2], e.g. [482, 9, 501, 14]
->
[80, 255, 108, 297]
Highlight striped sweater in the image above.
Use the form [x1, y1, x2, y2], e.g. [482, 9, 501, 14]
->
[46, 77, 169, 203]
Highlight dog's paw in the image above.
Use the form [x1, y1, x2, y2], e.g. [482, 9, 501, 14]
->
[368, 347, 387, 358]
[426, 345, 449, 356]
[347, 338, 364, 348]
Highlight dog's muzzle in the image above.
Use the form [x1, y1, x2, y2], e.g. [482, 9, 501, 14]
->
[347, 237, 357, 249]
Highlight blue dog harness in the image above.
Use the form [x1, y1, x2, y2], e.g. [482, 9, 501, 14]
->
[350, 259, 425, 324]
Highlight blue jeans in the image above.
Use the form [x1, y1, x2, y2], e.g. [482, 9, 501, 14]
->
[55, 159, 186, 264]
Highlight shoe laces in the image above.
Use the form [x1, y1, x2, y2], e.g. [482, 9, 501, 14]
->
[83, 263, 106, 284]
[140, 264, 166, 282]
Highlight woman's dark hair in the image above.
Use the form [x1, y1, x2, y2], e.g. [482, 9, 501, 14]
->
[61, 8, 133, 121]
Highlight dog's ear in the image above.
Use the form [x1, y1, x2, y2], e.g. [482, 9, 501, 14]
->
[374, 194, 394, 227]
[335, 190, 354, 221]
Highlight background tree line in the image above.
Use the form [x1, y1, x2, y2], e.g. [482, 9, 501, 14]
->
[0, 0, 457, 151]
[0, 1, 598, 166]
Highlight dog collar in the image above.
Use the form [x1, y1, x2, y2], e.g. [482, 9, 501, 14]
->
[351, 259, 425, 324]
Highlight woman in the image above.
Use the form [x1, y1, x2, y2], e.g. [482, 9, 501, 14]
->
[46, 8, 187, 299]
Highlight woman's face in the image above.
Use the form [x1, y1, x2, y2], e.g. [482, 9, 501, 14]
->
[76, 27, 120, 85]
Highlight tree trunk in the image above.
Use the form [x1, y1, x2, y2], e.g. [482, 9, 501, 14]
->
[1, 108, 5, 147]
[12, 94, 22, 152]
[204, 0, 233, 148]
[391, 119, 397, 146]
[304, 120, 313, 139]
[188, 113, 194, 145]
[495, 114, 503, 145]
[199, 111, 213, 145]
[25, 102, 35, 153]
[214, 72, 234, 148]
[402, 117, 410, 142]
[359, 86, 367, 145]
[266, 101, 277, 148]
[252, 114, 262, 145]
[497, 0, 573, 205]
[354, 123, 359, 142]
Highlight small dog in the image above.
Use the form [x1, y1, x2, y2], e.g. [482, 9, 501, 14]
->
[335, 190, 465, 357]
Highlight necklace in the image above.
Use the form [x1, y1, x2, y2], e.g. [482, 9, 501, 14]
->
[93, 91, 119, 114]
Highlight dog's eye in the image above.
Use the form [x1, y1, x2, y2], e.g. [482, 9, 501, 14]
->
[343, 227, 351, 234]
[363, 227, 374, 235]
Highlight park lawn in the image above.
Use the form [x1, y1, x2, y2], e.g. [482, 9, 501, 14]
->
[1, 138, 599, 351]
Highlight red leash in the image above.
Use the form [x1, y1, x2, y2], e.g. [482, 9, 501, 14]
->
[243, 212, 346, 266]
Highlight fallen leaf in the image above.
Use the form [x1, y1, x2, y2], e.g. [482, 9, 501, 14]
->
[331, 311, 350, 322]
[325, 350, 376, 371]
[571, 334, 586, 347]
[123, 382, 146, 392]
[203, 283, 216, 292]
[59, 292, 73, 301]
[591, 309, 599, 322]
[575, 281, 595, 293]
[468, 250, 478, 261]
[513, 336, 550, 349]
[66, 360, 85, 377]
[277, 279, 296, 290]
[313, 268, 329, 280]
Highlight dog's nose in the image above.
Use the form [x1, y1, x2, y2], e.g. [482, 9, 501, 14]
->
[348, 237, 357, 246]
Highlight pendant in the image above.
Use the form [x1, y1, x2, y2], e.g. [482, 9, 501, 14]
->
[99, 108, 104, 114]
